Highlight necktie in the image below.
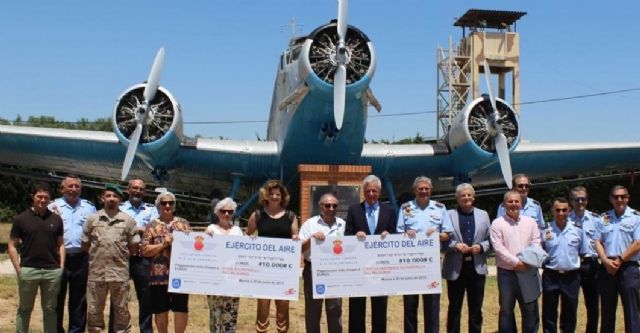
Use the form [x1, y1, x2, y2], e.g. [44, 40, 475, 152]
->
[367, 206, 376, 234]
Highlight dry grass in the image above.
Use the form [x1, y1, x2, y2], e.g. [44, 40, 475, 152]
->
[0, 274, 627, 333]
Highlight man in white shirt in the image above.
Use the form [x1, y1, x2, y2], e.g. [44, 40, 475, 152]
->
[300, 193, 346, 333]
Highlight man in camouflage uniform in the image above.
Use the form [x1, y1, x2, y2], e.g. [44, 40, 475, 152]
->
[82, 183, 139, 333]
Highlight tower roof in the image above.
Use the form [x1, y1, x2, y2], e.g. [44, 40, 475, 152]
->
[454, 9, 526, 29]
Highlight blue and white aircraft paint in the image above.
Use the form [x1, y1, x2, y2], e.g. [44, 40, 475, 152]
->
[1, 0, 639, 208]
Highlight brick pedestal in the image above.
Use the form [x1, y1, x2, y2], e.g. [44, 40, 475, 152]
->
[298, 164, 372, 222]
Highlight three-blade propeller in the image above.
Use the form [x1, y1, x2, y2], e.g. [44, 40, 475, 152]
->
[333, 0, 348, 130]
[482, 60, 513, 189]
[121, 48, 165, 181]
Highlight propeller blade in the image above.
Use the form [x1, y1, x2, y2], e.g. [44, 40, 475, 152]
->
[121, 123, 142, 181]
[143, 48, 165, 104]
[484, 60, 512, 188]
[495, 132, 513, 189]
[337, 0, 348, 41]
[333, 64, 346, 129]
[482, 60, 498, 120]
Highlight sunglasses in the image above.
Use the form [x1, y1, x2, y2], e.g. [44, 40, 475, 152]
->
[516, 184, 530, 189]
[610, 195, 629, 200]
[323, 203, 338, 209]
[573, 197, 587, 203]
[219, 209, 234, 215]
[554, 208, 568, 213]
[160, 201, 175, 206]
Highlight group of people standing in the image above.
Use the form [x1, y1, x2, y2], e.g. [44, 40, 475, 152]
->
[491, 174, 640, 333]
[7, 172, 640, 333]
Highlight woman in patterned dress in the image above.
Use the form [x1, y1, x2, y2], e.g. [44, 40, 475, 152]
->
[142, 191, 191, 333]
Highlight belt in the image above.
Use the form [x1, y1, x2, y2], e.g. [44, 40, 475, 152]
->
[463, 255, 473, 262]
[545, 268, 578, 274]
[581, 257, 598, 263]
[65, 252, 85, 257]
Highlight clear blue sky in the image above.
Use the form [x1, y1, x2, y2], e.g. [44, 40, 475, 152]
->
[0, 0, 638, 143]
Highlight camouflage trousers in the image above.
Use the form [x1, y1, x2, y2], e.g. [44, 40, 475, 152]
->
[86, 280, 131, 333]
[207, 295, 239, 332]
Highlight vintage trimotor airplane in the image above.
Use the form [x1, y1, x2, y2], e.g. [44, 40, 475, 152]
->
[1, 0, 639, 214]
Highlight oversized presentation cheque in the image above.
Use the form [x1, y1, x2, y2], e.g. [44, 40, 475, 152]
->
[311, 233, 442, 298]
[168, 232, 302, 300]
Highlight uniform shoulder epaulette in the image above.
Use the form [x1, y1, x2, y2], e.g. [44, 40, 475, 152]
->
[589, 211, 599, 218]
[530, 199, 540, 206]
[82, 199, 95, 207]
[632, 210, 640, 216]
[144, 203, 155, 208]
[434, 201, 444, 208]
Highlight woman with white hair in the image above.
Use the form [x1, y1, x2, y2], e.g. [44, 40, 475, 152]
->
[141, 191, 191, 333]
[205, 197, 243, 332]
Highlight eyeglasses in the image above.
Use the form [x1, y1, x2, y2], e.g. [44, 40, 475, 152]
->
[516, 184, 530, 189]
[159, 201, 175, 206]
[573, 197, 587, 203]
[219, 209, 234, 215]
[554, 208, 568, 213]
[323, 203, 338, 209]
[610, 194, 629, 200]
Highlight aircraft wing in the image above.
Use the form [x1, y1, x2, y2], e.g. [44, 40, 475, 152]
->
[360, 141, 640, 192]
[0, 125, 279, 195]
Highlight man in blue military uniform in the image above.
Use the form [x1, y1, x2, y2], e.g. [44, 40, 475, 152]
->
[595, 185, 640, 333]
[49, 175, 96, 333]
[397, 176, 453, 333]
[541, 197, 582, 333]
[108, 179, 157, 333]
[568, 186, 600, 333]
[496, 174, 545, 229]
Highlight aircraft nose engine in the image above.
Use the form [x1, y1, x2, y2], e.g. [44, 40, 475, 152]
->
[112, 84, 183, 178]
[297, 22, 376, 131]
[306, 23, 374, 87]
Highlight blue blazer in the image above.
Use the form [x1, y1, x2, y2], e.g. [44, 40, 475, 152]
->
[442, 207, 491, 280]
[345, 201, 397, 236]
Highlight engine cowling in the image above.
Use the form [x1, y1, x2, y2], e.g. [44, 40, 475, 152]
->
[298, 22, 376, 98]
[447, 96, 520, 177]
[112, 84, 183, 170]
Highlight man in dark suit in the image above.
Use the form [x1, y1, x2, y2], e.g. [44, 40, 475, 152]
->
[345, 174, 397, 333]
[442, 183, 491, 333]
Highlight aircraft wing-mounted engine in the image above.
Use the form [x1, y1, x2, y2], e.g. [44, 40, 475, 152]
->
[113, 48, 183, 181]
[447, 95, 520, 183]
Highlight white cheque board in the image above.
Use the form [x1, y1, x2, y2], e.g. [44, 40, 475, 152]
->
[310, 233, 442, 298]
[168, 232, 302, 300]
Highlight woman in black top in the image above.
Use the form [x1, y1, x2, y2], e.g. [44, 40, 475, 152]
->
[246, 180, 299, 333]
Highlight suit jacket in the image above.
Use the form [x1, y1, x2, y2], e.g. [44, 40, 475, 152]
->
[345, 201, 397, 236]
[442, 207, 491, 280]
